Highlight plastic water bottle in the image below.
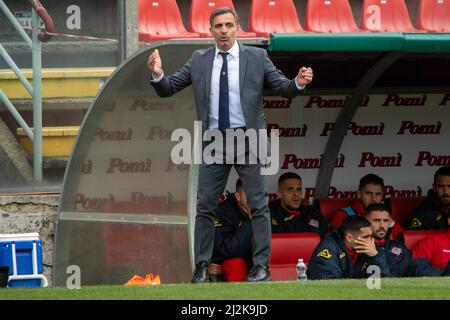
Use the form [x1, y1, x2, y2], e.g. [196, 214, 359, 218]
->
[296, 258, 307, 281]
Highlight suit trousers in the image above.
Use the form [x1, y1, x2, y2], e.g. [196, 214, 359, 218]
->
[194, 134, 271, 267]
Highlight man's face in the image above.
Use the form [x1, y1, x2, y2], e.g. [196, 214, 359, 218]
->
[210, 12, 239, 52]
[433, 174, 450, 208]
[346, 226, 373, 250]
[366, 210, 391, 241]
[357, 183, 384, 208]
[277, 178, 302, 212]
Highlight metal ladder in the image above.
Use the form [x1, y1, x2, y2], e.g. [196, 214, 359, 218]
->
[0, 0, 55, 182]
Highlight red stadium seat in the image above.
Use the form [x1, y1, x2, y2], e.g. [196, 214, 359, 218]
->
[248, 0, 306, 38]
[360, 0, 424, 33]
[416, 0, 450, 32]
[389, 196, 425, 228]
[270, 233, 321, 281]
[318, 198, 354, 222]
[403, 230, 447, 251]
[304, 0, 365, 33]
[138, 0, 200, 42]
[188, 0, 257, 38]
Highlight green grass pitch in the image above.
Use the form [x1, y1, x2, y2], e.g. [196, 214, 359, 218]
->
[0, 277, 449, 300]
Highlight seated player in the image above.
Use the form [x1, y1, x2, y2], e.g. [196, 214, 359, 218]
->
[308, 216, 390, 280]
[210, 179, 252, 282]
[330, 173, 403, 240]
[270, 172, 329, 237]
[406, 166, 450, 230]
[412, 215, 450, 276]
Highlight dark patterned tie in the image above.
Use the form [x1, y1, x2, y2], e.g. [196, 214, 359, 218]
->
[218, 52, 230, 130]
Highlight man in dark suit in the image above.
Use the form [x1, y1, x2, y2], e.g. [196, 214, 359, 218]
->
[148, 7, 313, 282]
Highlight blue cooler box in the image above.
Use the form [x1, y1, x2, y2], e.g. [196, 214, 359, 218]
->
[0, 233, 46, 287]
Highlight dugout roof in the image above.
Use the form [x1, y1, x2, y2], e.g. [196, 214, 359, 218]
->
[54, 34, 450, 285]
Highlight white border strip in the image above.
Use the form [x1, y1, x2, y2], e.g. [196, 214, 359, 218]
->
[59, 211, 188, 225]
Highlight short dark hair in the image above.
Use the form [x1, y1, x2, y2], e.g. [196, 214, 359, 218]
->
[236, 178, 243, 191]
[339, 216, 371, 238]
[365, 203, 391, 217]
[359, 173, 384, 190]
[278, 172, 302, 186]
[434, 166, 450, 185]
[209, 7, 238, 27]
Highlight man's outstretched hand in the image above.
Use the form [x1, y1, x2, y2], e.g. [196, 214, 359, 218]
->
[147, 49, 162, 78]
[297, 67, 313, 86]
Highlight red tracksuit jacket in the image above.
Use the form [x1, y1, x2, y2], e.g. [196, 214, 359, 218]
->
[412, 231, 450, 270]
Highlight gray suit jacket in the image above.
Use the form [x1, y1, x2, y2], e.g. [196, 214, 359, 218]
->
[151, 43, 303, 133]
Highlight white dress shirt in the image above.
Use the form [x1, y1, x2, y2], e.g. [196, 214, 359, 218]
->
[209, 42, 305, 128]
[151, 41, 305, 129]
[208, 41, 246, 129]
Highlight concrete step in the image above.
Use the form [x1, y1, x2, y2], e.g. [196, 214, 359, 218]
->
[0, 41, 119, 69]
[0, 116, 33, 188]
[0, 67, 114, 99]
[17, 126, 79, 157]
[0, 97, 89, 140]
[0, 67, 112, 182]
